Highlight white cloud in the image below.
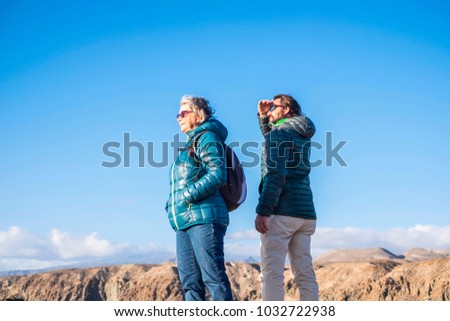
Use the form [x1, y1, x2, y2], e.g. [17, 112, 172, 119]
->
[0, 226, 46, 257]
[0, 258, 76, 272]
[0, 227, 173, 272]
[225, 230, 260, 261]
[383, 225, 450, 250]
[225, 242, 260, 260]
[225, 225, 450, 260]
[2, 225, 450, 272]
[313, 225, 450, 257]
[227, 229, 259, 241]
[49, 229, 129, 259]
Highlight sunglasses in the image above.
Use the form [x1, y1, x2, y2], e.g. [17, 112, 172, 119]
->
[176, 110, 193, 119]
[269, 104, 285, 112]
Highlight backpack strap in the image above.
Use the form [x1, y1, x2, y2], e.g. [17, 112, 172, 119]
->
[188, 130, 210, 182]
[188, 130, 207, 159]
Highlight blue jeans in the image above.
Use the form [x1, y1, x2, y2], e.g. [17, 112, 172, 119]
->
[176, 223, 232, 301]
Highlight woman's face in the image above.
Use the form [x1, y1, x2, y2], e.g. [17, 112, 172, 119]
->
[177, 102, 200, 133]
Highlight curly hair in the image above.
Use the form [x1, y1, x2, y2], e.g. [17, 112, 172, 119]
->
[180, 95, 215, 123]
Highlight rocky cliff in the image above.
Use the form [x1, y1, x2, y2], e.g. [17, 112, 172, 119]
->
[1, 250, 449, 301]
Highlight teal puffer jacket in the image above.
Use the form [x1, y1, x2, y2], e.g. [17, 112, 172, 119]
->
[256, 115, 317, 219]
[166, 119, 229, 231]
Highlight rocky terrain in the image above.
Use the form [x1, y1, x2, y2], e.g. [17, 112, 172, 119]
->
[1, 248, 449, 301]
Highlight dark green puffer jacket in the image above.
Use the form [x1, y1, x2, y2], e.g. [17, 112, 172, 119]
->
[256, 114, 317, 219]
[166, 118, 229, 231]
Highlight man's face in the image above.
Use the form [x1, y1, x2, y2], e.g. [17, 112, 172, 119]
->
[268, 98, 289, 123]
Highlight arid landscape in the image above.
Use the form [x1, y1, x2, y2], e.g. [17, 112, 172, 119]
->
[1, 248, 449, 301]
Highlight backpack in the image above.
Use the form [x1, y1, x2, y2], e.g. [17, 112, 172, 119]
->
[189, 130, 247, 212]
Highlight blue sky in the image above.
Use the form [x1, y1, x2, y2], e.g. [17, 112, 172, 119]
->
[1, 0, 450, 271]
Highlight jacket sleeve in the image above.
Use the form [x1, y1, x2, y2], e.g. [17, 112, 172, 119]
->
[257, 114, 272, 137]
[256, 127, 292, 215]
[183, 132, 227, 204]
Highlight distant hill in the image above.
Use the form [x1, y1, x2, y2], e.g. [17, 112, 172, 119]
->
[1, 248, 449, 301]
[403, 248, 450, 261]
[313, 247, 400, 266]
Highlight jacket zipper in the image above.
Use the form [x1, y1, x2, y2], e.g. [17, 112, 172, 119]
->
[170, 163, 179, 229]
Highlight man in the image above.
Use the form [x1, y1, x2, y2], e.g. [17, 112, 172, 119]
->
[255, 94, 319, 301]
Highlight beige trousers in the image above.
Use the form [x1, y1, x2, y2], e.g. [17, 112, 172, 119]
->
[260, 215, 319, 301]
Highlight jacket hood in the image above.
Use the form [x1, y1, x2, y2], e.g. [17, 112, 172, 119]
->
[281, 115, 316, 138]
[186, 118, 228, 145]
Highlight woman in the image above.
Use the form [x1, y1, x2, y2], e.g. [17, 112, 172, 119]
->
[166, 95, 232, 301]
